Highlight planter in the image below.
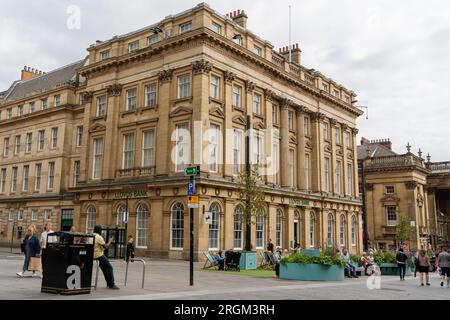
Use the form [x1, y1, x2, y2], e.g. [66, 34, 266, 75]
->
[239, 251, 257, 270]
[280, 263, 345, 281]
[379, 263, 412, 276]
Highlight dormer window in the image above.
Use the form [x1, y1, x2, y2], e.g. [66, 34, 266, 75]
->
[100, 50, 110, 61]
[128, 41, 139, 53]
[179, 21, 192, 34]
[333, 90, 340, 98]
[211, 22, 221, 34]
[253, 46, 262, 56]
[148, 34, 158, 45]
[322, 83, 328, 92]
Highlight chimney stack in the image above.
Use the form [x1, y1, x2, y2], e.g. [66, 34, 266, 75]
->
[278, 43, 302, 65]
[227, 9, 248, 29]
[21, 65, 43, 81]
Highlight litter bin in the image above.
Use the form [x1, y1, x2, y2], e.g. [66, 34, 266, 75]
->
[41, 231, 94, 295]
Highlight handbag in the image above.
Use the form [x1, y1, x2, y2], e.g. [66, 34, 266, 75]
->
[28, 257, 42, 272]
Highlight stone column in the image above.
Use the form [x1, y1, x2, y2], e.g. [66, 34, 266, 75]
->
[224, 199, 235, 250]
[79, 91, 93, 182]
[286, 205, 296, 249]
[297, 107, 307, 190]
[280, 99, 291, 187]
[352, 128, 360, 198]
[104, 84, 122, 179]
[150, 198, 164, 257]
[311, 112, 324, 192]
[268, 204, 278, 245]
[264, 89, 275, 185]
[223, 71, 236, 179]
[342, 124, 350, 196]
[330, 119, 337, 195]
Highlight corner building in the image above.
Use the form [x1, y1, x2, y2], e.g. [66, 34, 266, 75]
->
[1, 3, 364, 260]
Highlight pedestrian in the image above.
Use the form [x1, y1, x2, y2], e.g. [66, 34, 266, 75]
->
[396, 247, 408, 281]
[266, 239, 274, 253]
[436, 246, 450, 288]
[273, 246, 282, 278]
[16, 226, 41, 278]
[417, 249, 431, 286]
[126, 235, 135, 262]
[93, 225, 119, 289]
[213, 250, 225, 270]
[40, 222, 56, 250]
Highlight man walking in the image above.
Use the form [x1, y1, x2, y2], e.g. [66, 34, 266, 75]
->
[93, 225, 119, 290]
[436, 246, 450, 288]
[396, 247, 408, 281]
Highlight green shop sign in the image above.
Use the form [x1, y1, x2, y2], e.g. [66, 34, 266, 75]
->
[289, 199, 311, 206]
[114, 190, 148, 199]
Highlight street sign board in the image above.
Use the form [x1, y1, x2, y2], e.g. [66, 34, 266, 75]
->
[188, 196, 199, 209]
[187, 180, 195, 196]
[203, 212, 212, 225]
[184, 166, 198, 176]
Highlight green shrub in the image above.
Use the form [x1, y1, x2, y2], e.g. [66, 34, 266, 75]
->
[280, 252, 346, 267]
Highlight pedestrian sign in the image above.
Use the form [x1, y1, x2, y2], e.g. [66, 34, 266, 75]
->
[187, 180, 195, 196]
[188, 196, 199, 209]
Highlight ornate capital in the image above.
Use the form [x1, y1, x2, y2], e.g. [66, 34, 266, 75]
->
[192, 59, 212, 75]
[405, 181, 418, 190]
[158, 69, 173, 83]
[365, 183, 374, 191]
[264, 89, 275, 102]
[298, 105, 309, 114]
[342, 123, 349, 131]
[106, 84, 122, 97]
[81, 91, 93, 103]
[245, 80, 255, 93]
[351, 127, 359, 136]
[330, 118, 338, 126]
[427, 187, 436, 194]
[224, 71, 236, 83]
[280, 97, 293, 110]
[311, 112, 326, 122]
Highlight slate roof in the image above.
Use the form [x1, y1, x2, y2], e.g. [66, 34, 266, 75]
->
[1, 59, 86, 103]
[357, 143, 397, 160]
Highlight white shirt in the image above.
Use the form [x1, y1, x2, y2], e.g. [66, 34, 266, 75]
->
[40, 230, 57, 249]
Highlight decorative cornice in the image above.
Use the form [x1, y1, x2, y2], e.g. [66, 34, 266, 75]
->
[405, 180, 418, 190]
[224, 71, 236, 83]
[192, 59, 212, 74]
[158, 69, 173, 83]
[106, 84, 122, 96]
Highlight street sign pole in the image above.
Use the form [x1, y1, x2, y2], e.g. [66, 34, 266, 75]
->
[189, 175, 194, 286]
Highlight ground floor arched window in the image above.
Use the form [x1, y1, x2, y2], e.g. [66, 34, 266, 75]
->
[233, 206, 243, 250]
[256, 209, 264, 249]
[171, 202, 184, 249]
[86, 206, 96, 233]
[276, 209, 283, 247]
[310, 212, 315, 248]
[351, 215, 357, 247]
[136, 203, 149, 248]
[208, 203, 220, 250]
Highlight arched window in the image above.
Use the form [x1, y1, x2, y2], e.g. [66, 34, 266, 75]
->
[351, 215, 357, 247]
[233, 206, 243, 249]
[276, 209, 283, 247]
[256, 209, 265, 249]
[340, 214, 346, 247]
[86, 206, 96, 233]
[116, 204, 127, 227]
[310, 212, 315, 248]
[208, 203, 220, 250]
[327, 213, 335, 246]
[171, 202, 184, 249]
[294, 210, 300, 245]
[136, 203, 149, 248]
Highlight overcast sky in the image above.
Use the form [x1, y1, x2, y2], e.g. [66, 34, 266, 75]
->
[1, 0, 449, 161]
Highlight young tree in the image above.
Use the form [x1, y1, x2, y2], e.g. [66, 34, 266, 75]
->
[237, 166, 265, 251]
[395, 209, 413, 248]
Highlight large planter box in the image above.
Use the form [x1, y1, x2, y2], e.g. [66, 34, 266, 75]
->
[280, 263, 345, 281]
[379, 263, 412, 276]
[239, 251, 257, 270]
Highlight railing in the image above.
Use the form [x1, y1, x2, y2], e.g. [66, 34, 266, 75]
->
[124, 258, 146, 289]
[366, 154, 425, 169]
[117, 166, 156, 178]
[429, 161, 450, 173]
[304, 73, 315, 86]
[271, 54, 284, 67]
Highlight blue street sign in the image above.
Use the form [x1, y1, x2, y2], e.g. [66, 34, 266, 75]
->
[187, 180, 195, 196]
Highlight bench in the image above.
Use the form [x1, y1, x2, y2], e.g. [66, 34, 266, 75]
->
[259, 251, 273, 268]
[203, 250, 218, 269]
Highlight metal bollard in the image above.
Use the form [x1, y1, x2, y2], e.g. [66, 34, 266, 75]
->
[124, 259, 146, 289]
[93, 259, 99, 290]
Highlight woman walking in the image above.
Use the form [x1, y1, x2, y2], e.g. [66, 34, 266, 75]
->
[16, 226, 41, 277]
[417, 249, 431, 286]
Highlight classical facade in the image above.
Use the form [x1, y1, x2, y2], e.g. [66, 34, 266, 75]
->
[0, 3, 363, 259]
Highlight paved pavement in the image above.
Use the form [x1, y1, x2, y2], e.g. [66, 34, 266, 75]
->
[0, 249, 449, 300]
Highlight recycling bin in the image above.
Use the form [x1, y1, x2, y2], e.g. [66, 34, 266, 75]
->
[41, 231, 94, 295]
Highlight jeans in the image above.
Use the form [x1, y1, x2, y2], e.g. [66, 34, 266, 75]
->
[345, 263, 356, 277]
[97, 255, 115, 287]
[274, 263, 280, 277]
[398, 263, 406, 279]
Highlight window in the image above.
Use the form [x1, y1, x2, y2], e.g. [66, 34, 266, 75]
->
[164, 29, 171, 39]
[170, 202, 184, 249]
[253, 134, 264, 168]
[29, 102, 35, 113]
[136, 203, 149, 248]
[38, 130, 45, 150]
[0, 168, 6, 193]
[272, 142, 279, 184]
[310, 212, 315, 248]
[122, 133, 135, 169]
[323, 122, 329, 140]
[336, 160, 342, 194]
[253, 46, 262, 56]
[175, 123, 190, 172]
[179, 21, 192, 33]
[116, 205, 127, 227]
[7, 108, 12, 119]
[177, 75, 190, 99]
[14, 135, 20, 155]
[345, 96, 350, 103]
[148, 34, 158, 45]
[144, 83, 157, 107]
[126, 89, 137, 111]
[25, 133, 32, 153]
[11, 167, 17, 193]
[253, 94, 261, 115]
[100, 50, 110, 60]
[8, 209, 14, 221]
[256, 209, 264, 249]
[209, 203, 220, 250]
[73, 161, 80, 187]
[387, 206, 397, 226]
[233, 35, 242, 45]
[351, 215, 357, 247]
[288, 111, 294, 130]
[76, 126, 83, 147]
[41, 99, 47, 110]
[54, 95, 60, 107]
[142, 130, 155, 167]
[47, 162, 55, 189]
[322, 83, 328, 91]
[51, 127, 58, 149]
[347, 164, 353, 195]
[304, 117, 310, 135]
[276, 209, 283, 247]
[96, 95, 107, 116]
[324, 158, 330, 192]
[327, 213, 335, 246]
[335, 127, 341, 144]
[23, 165, 29, 191]
[210, 75, 220, 99]
[35, 164, 41, 191]
[31, 209, 38, 221]
[209, 124, 220, 172]
[128, 41, 139, 52]
[233, 206, 243, 249]
[86, 206, 96, 233]
[385, 186, 395, 194]
[333, 90, 340, 98]
[233, 130, 242, 175]
[305, 154, 310, 190]
[18, 209, 24, 221]
[18, 105, 24, 116]
[3, 138, 9, 157]
[232, 85, 242, 108]
[211, 22, 221, 34]
[345, 131, 351, 147]
[289, 150, 294, 187]
[272, 105, 278, 124]
[93, 138, 103, 179]
[340, 215, 346, 246]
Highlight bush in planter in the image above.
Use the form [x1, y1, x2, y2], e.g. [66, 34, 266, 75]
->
[351, 254, 363, 266]
[280, 252, 346, 268]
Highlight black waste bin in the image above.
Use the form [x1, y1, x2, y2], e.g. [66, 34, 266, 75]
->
[41, 232, 94, 295]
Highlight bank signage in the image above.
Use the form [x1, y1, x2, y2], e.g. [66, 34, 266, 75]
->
[114, 190, 148, 199]
[6, 202, 27, 209]
[289, 199, 311, 207]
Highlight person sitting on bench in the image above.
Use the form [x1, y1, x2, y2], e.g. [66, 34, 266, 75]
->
[341, 247, 358, 278]
[213, 250, 225, 270]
